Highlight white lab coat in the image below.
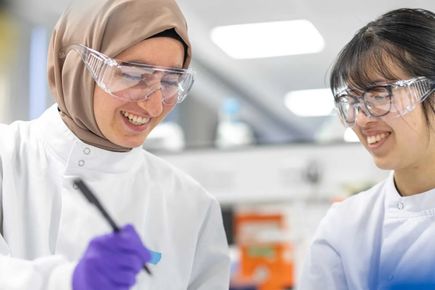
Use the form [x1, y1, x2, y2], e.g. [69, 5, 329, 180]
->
[0, 105, 230, 290]
[299, 173, 435, 290]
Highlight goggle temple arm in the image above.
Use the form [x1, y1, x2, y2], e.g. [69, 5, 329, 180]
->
[61, 44, 114, 91]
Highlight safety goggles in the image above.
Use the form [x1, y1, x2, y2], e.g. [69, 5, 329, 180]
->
[61, 44, 194, 105]
[334, 76, 435, 127]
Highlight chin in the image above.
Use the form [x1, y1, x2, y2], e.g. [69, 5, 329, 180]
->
[112, 135, 148, 149]
[372, 157, 395, 170]
[122, 139, 147, 149]
[109, 128, 152, 149]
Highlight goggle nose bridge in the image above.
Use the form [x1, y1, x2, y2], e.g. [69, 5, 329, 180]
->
[350, 99, 372, 118]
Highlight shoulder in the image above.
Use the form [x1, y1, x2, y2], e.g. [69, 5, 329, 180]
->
[0, 106, 57, 147]
[300, 179, 390, 290]
[331, 180, 385, 218]
[316, 179, 388, 243]
[0, 119, 35, 153]
[0, 106, 62, 163]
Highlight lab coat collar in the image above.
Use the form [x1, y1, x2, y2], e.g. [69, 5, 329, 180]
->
[34, 105, 144, 174]
[385, 172, 435, 216]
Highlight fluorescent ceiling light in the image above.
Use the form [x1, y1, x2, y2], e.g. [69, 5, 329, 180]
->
[343, 128, 360, 143]
[210, 20, 324, 59]
[284, 88, 334, 117]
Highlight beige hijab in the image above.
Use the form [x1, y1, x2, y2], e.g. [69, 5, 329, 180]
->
[47, 0, 192, 152]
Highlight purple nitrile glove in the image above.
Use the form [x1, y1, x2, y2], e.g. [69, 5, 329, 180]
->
[73, 224, 151, 290]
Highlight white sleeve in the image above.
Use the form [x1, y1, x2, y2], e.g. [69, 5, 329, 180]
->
[297, 232, 348, 290]
[0, 150, 75, 290]
[187, 199, 231, 290]
[0, 254, 75, 290]
[297, 215, 349, 290]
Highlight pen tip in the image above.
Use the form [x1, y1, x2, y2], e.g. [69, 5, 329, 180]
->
[73, 178, 82, 185]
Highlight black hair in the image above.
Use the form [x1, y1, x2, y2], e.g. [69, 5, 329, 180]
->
[330, 8, 435, 125]
[151, 28, 189, 65]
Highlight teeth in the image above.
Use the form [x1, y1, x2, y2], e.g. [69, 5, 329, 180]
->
[121, 111, 149, 125]
[367, 133, 388, 145]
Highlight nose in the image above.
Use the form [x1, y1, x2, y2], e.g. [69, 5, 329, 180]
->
[137, 89, 164, 117]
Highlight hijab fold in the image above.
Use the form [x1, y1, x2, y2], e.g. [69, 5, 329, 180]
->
[47, 0, 192, 152]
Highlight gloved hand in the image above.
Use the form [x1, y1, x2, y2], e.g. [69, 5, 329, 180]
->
[73, 224, 151, 290]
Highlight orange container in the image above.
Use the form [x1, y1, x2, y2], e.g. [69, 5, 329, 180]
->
[233, 213, 295, 290]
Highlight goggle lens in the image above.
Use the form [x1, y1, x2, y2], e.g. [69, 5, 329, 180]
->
[334, 77, 434, 127]
[63, 44, 194, 105]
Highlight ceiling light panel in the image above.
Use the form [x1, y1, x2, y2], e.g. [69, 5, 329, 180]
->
[284, 88, 334, 117]
[211, 20, 325, 59]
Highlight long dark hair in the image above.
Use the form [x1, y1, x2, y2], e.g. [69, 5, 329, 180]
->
[330, 8, 435, 125]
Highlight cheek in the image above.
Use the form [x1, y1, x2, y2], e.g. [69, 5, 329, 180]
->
[93, 88, 123, 129]
[351, 127, 365, 142]
[95, 87, 124, 108]
[388, 112, 428, 148]
[93, 89, 107, 129]
[388, 107, 425, 132]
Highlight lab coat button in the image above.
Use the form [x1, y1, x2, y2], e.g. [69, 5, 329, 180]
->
[83, 147, 91, 155]
[397, 201, 404, 210]
[78, 160, 85, 167]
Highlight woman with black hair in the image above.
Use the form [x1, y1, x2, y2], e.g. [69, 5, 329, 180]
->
[299, 8, 435, 290]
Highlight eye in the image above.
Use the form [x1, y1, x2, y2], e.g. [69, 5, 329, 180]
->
[161, 75, 180, 87]
[373, 95, 387, 101]
[115, 66, 144, 81]
[120, 72, 143, 81]
[365, 86, 390, 103]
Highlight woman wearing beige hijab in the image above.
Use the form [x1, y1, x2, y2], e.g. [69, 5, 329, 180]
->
[0, 0, 230, 289]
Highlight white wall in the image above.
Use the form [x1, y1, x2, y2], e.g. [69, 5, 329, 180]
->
[158, 143, 389, 205]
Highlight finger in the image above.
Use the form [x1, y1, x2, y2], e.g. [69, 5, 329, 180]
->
[96, 250, 144, 273]
[115, 224, 152, 263]
[89, 232, 120, 252]
[106, 268, 138, 287]
[88, 232, 148, 271]
[93, 256, 140, 286]
[89, 264, 121, 290]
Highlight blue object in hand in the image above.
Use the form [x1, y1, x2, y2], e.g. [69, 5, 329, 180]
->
[73, 224, 151, 290]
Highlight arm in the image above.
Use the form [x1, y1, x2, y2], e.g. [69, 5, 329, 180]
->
[188, 199, 230, 290]
[298, 235, 348, 290]
[0, 254, 75, 290]
[0, 223, 149, 290]
[0, 153, 76, 290]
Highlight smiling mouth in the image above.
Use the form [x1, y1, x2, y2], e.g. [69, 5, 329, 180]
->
[121, 110, 150, 126]
[367, 132, 390, 145]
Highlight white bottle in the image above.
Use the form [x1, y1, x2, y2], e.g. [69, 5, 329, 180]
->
[215, 98, 255, 148]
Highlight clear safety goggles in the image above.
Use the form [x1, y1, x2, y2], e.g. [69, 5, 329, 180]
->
[334, 76, 435, 127]
[61, 44, 194, 105]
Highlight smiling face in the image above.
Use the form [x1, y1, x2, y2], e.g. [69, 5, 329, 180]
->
[350, 68, 435, 173]
[93, 37, 185, 148]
